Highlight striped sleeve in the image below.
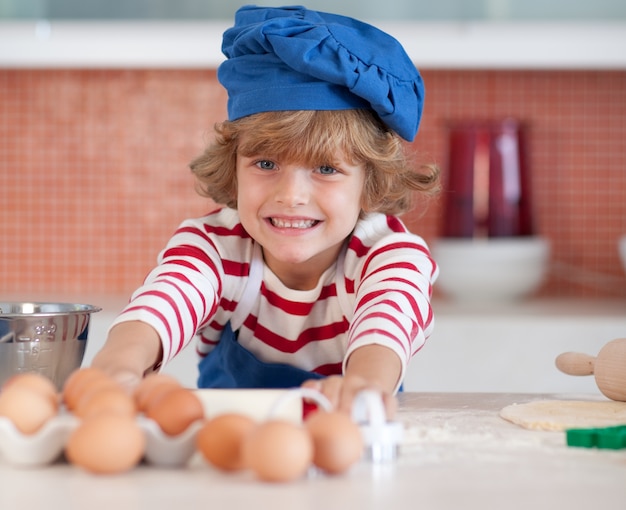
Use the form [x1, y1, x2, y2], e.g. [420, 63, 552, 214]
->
[342, 218, 438, 390]
[108, 213, 232, 366]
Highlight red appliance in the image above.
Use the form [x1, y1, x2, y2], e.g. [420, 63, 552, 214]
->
[442, 118, 534, 238]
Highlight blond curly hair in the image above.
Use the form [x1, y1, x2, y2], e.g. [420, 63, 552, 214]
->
[190, 110, 439, 215]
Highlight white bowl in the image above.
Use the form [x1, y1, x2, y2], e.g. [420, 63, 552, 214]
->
[619, 235, 626, 276]
[432, 237, 550, 302]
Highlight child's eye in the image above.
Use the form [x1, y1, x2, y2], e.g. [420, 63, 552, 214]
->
[255, 160, 275, 170]
[318, 165, 337, 175]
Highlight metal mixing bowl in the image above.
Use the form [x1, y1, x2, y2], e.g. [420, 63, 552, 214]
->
[0, 302, 101, 390]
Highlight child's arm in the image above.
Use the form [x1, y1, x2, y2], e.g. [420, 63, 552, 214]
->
[90, 321, 163, 391]
[89, 215, 228, 390]
[344, 343, 402, 392]
[305, 223, 438, 417]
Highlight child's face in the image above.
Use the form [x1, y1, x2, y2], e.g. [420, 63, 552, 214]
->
[236, 148, 365, 290]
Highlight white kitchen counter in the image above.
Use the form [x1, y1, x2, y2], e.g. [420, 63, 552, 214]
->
[405, 298, 626, 394]
[0, 392, 624, 510]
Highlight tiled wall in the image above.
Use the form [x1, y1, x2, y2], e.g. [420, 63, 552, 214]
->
[1, 69, 625, 299]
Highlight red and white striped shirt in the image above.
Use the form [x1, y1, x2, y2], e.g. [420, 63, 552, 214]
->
[110, 208, 438, 386]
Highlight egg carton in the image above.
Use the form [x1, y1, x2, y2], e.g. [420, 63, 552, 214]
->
[0, 412, 203, 468]
[0, 389, 404, 469]
[0, 388, 303, 469]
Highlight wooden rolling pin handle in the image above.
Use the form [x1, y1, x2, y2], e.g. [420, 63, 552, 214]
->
[555, 352, 596, 376]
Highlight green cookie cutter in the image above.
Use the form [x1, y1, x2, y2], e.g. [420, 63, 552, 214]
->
[566, 425, 626, 450]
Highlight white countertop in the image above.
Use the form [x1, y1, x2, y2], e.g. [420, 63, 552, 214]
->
[1, 20, 626, 69]
[0, 392, 624, 510]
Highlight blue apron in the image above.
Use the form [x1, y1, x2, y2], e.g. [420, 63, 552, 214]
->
[198, 322, 403, 392]
[197, 321, 323, 389]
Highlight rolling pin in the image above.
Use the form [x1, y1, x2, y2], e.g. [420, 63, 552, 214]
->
[555, 338, 626, 402]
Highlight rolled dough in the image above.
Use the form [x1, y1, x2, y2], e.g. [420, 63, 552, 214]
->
[499, 400, 626, 431]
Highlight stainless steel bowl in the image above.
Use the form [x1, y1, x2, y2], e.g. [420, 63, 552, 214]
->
[0, 302, 101, 390]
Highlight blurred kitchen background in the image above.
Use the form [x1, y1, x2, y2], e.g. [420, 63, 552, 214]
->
[1, 1, 625, 392]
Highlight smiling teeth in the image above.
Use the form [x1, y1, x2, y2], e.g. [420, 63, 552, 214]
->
[270, 218, 316, 229]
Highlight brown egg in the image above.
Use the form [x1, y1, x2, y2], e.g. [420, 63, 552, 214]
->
[140, 382, 182, 416]
[133, 373, 180, 412]
[196, 413, 256, 471]
[3, 372, 59, 410]
[305, 410, 363, 474]
[243, 420, 313, 483]
[62, 367, 110, 410]
[145, 387, 204, 436]
[74, 387, 137, 419]
[0, 384, 57, 434]
[72, 377, 123, 413]
[65, 414, 146, 474]
[134, 374, 181, 413]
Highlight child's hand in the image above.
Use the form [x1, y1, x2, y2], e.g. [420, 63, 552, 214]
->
[301, 343, 401, 418]
[90, 321, 163, 393]
[301, 375, 398, 419]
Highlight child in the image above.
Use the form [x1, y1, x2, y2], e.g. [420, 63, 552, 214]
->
[91, 5, 440, 415]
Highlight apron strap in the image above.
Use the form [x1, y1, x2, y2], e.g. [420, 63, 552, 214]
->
[334, 241, 353, 321]
[230, 242, 264, 331]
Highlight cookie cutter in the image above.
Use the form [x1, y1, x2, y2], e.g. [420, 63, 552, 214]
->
[566, 425, 626, 450]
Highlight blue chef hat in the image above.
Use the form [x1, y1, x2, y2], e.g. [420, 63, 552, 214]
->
[218, 5, 424, 142]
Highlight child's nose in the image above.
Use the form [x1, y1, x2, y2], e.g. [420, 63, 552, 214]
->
[274, 169, 309, 207]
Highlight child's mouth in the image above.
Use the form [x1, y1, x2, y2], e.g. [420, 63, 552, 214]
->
[269, 217, 319, 229]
